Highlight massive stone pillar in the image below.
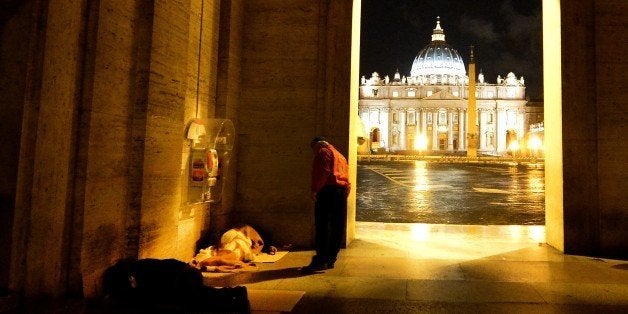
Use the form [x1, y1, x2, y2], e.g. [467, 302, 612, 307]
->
[210, 0, 244, 247]
[9, 0, 90, 297]
[541, 0, 627, 258]
[7, 0, 223, 298]
[1, 0, 37, 292]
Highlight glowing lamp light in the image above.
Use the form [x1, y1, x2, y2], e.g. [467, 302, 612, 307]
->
[415, 135, 428, 151]
[411, 224, 431, 242]
[508, 140, 520, 152]
[528, 136, 542, 151]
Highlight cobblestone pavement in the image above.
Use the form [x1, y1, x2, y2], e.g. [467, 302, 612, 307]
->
[357, 160, 545, 225]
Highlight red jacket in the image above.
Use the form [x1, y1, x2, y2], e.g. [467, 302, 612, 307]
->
[311, 143, 351, 194]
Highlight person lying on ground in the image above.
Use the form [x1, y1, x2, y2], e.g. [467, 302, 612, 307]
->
[190, 224, 278, 272]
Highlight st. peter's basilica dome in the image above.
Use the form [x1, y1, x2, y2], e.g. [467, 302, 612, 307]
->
[410, 17, 466, 84]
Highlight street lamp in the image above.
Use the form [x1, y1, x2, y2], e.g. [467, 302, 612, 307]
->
[527, 135, 542, 159]
[415, 134, 428, 157]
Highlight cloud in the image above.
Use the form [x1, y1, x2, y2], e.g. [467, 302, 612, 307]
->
[459, 16, 499, 43]
[500, 0, 541, 40]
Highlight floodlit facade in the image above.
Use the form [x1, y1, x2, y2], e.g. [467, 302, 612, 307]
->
[359, 18, 532, 155]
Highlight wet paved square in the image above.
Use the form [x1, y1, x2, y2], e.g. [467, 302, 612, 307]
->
[357, 160, 545, 225]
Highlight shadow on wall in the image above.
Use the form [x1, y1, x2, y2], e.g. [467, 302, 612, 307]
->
[0, 196, 14, 291]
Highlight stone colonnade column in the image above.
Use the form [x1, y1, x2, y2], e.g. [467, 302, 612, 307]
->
[478, 109, 484, 150]
[381, 108, 389, 149]
[447, 110, 454, 150]
[432, 109, 438, 150]
[458, 108, 464, 151]
[399, 107, 407, 150]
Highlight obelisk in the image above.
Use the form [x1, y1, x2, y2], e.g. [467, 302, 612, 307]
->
[466, 46, 478, 157]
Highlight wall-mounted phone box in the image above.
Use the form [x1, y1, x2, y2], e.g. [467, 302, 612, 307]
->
[186, 118, 234, 204]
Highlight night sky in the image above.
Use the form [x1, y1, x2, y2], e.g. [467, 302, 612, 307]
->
[360, 0, 543, 100]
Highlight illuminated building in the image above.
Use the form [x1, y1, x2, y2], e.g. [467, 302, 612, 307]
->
[358, 17, 535, 155]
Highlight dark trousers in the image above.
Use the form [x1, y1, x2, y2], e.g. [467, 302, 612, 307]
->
[313, 185, 347, 266]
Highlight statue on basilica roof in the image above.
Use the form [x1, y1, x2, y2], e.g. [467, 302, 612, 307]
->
[504, 72, 522, 86]
[393, 69, 401, 81]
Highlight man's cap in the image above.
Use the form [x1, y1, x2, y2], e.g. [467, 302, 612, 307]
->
[310, 136, 327, 147]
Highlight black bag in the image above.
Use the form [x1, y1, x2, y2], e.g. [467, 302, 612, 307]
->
[192, 286, 250, 313]
[103, 258, 250, 313]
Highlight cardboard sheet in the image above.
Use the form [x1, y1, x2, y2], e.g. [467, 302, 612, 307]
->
[254, 251, 288, 263]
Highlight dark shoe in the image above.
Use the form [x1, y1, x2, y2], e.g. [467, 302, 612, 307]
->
[327, 258, 336, 269]
[300, 263, 328, 273]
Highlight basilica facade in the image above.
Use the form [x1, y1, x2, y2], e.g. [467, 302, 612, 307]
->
[359, 18, 531, 155]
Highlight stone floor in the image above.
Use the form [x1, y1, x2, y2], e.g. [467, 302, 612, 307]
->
[204, 222, 628, 313]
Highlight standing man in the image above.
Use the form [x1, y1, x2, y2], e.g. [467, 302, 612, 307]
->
[302, 136, 351, 273]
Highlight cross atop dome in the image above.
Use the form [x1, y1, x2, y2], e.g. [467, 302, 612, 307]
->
[431, 16, 446, 42]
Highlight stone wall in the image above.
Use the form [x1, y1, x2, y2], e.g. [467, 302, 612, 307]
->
[5, 0, 223, 297]
[0, 0, 35, 291]
[208, 0, 244, 247]
[235, 0, 354, 247]
[560, 0, 628, 258]
[592, 0, 627, 256]
[595, 0, 628, 258]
